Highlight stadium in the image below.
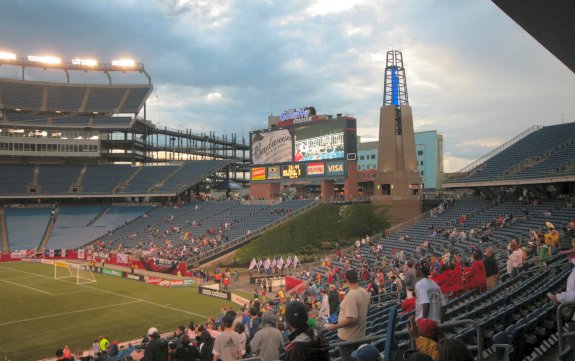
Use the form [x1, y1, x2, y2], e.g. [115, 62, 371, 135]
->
[1, 1, 575, 361]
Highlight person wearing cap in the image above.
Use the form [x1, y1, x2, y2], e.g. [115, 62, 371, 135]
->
[284, 301, 329, 361]
[213, 314, 242, 361]
[143, 328, 168, 361]
[249, 311, 284, 361]
[415, 259, 446, 323]
[325, 269, 370, 361]
[350, 344, 382, 361]
[406, 315, 440, 361]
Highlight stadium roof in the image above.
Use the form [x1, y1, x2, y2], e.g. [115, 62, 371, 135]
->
[492, 0, 575, 73]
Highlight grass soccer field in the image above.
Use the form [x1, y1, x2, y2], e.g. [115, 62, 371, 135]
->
[0, 262, 243, 360]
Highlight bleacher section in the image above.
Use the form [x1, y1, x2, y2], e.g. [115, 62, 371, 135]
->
[95, 199, 317, 264]
[82, 165, 135, 194]
[155, 160, 228, 193]
[0, 165, 34, 194]
[0, 161, 229, 197]
[37, 165, 81, 194]
[121, 165, 178, 194]
[313, 196, 575, 360]
[3, 113, 133, 128]
[47, 206, 152, 249]
[5, 208, 51, 250]
[0, 78, 152, 114]
[448, 122, 575, 184]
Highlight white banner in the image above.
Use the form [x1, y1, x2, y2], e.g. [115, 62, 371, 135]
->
[48, 249, 55, 258]
[251, 129, 293, 165]
[10, 250, 26, 258]
[77, 249, 85, 259]
[116, 253, 129, 265]
[230, 293, 251, 307]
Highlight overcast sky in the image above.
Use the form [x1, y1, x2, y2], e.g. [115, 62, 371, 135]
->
[1, 0, 574, 172]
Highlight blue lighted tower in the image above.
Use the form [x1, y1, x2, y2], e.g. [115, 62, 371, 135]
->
[374, 50, 422, 217]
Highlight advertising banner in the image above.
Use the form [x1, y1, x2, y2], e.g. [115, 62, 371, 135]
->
[281, 164, 305, 179]
[101, 268, 123, 277]
[251, 167, 266, 181]
[198, 286, 231, 300]
[251, 129, 293, 165]
[267, 166, 281, 180]
[326, 161, 346, 176]
[77, 249, 85, 259]
[124, 273, 144, 282]
[230, 293, 251, 307]
[145, 276, 163, 285]
[307, 162, 325, 176]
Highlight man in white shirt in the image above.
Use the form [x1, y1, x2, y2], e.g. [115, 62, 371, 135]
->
[415, 259, 446, 323]
[319, 289, 330, 320]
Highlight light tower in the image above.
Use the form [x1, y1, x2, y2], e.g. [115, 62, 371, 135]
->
[373, 50, 422, 221]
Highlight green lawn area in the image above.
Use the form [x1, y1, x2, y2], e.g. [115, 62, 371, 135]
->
[0, 262, 243, 360]
[234, 203, 389, 264]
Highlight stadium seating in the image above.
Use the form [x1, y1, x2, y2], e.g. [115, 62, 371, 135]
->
[155, 160, 228, 193]
[305, 195, 575, 360]
[450, 123, 575, 183]
[0, 165, 34, 194]
[0, 162, 230, 196]
[0, 78, 151, 114]
[38, 165, 82, 194]
[5, 208, 52, 250]
[47, 205, 152, 249]
[121, 165, 178, 193]
[82, 165, 135, 194]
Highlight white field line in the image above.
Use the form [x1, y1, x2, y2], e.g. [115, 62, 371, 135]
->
[0, 279, 54, 295]
[0, 300, 141, 327]
[57, 289, 98, 295]
[0, 275, 38, 281]
[0, 265, 209, 318]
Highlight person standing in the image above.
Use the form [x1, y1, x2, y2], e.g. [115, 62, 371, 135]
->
[212, 315, 242, 361]
[284, 301, 329, 361]
[484, 247, 499, 289]
[404, 261, 417, 299]
[328, 284, 340, 317]
[319, 289, 330, 320]
[415, 259, 446, 324]
[249, 312, 284, 361]
[325, 269, 370, 361]
[508, 241, 524, 277]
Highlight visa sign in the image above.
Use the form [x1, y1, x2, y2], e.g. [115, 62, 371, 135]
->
[326, 161, 345, 176]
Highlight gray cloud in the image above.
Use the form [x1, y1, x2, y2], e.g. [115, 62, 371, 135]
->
[1, 0, 574, 172]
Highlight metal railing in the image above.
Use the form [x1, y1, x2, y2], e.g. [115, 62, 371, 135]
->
[329, 318, 486, 361]
[457, 125, 542, 174]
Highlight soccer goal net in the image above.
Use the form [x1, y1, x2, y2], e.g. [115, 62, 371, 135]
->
[54, 261, 97, 285]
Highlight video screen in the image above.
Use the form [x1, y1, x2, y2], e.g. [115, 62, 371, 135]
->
[250, 128, 293, 165]
[293, 119, 346, 162]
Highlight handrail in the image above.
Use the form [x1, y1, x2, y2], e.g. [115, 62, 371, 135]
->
[457, 125, 542, 174]
[329, 318, 485, 361]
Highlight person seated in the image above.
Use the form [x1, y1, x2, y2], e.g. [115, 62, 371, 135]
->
[406, 316, 440, 361]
